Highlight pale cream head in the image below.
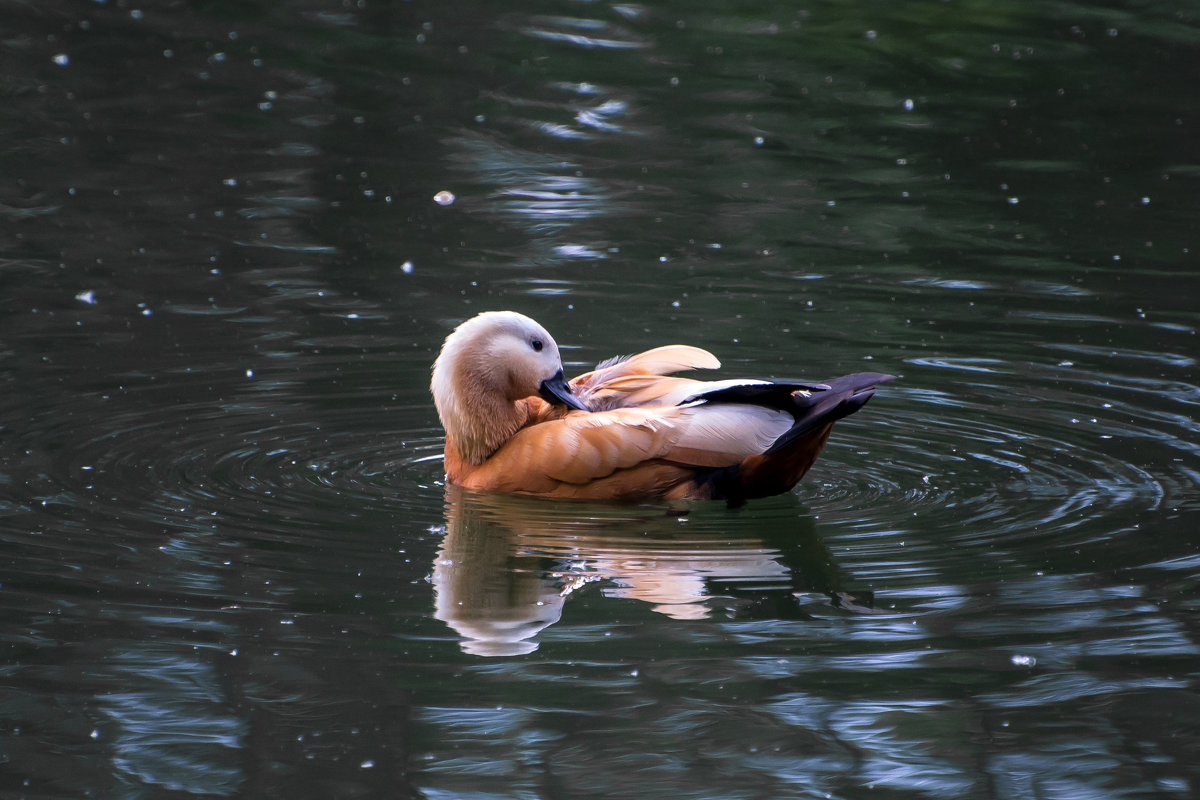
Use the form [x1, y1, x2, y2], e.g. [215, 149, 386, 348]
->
[431, 311, 572, 462]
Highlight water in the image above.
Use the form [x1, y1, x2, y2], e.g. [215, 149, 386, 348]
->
[2, 1, 1198, 798]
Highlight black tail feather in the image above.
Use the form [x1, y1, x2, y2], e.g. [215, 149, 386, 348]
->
[691, 371, 893, 503]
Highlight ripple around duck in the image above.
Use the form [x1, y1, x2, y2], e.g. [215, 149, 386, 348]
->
[11, 375, 447, 564]
[800, 364, 1190, 576]
[12, 341, 1193, 595]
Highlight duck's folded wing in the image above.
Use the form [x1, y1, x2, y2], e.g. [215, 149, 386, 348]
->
[586, 344, 722, 378]
[571, 345, 730, 410]
[570, 345, 716, 398]
[460, 404, 792, 495]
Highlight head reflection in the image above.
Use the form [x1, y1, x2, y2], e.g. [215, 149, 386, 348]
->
[433, 486, 867, 656]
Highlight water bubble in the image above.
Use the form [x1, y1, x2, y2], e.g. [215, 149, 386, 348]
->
[401, 261, 414, 274]
[52, 54, 70, 67]
[903, 98, 914, 111]
[433, 190, 455, 206]
[1011, 654, 1037, 667]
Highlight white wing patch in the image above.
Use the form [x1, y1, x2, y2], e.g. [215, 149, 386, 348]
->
[675, 404, 792, 458]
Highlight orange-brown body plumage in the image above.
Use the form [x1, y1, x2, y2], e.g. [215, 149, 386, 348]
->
[430, 311, 892, 502]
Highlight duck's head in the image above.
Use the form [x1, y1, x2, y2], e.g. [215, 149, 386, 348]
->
[431, 311, 586, 459]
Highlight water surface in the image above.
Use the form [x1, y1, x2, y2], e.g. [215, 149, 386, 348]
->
[2, 1, 1198, 798]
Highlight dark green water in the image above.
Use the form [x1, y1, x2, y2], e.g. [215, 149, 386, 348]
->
[2, 1, 1198, 798]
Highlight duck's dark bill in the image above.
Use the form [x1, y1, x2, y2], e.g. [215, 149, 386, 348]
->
[539, 369, 588, 411]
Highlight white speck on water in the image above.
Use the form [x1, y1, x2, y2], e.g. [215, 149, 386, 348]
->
[903, 98, 914, 111]
[1141, 196, 1150, 205]
[163, 49, 174, 58]
[53, 54, 70, 67]
[433, 190, 455, 206]
[754, 135, 765, 146]
[671, 300, 681, 308]
[1007, 196, 1019, 205]
[75, 290, 97, 304]
[222, 178, 238, 187]
[1011, 654, 1037, 667]
[865, 30, 877, 40]
[360, 760, 374, 769]
[1058, 360, 1073, 367]
[245, 369, 254, 378]
[401, 260, 414, 274]
[90, 729, 100, 740]
[130, 9, 143, 20]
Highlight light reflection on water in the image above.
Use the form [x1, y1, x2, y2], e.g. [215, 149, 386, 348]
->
[2, 0, 1199, 798]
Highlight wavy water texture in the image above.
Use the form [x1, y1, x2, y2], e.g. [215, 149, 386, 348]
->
[2, 1, 1200, 799]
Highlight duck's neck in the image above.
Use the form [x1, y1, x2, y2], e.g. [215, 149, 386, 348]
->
[445, 392, 529, 466]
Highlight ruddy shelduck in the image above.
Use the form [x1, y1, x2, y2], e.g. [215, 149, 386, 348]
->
[431, 311, 892, 502]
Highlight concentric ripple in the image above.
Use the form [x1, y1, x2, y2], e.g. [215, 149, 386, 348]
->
[797, 356, 1194, 587]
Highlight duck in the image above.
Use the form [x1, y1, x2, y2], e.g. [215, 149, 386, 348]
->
[430, 310, 892, 502]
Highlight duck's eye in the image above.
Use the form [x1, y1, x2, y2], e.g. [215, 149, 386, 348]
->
[531, 338, 544, 353]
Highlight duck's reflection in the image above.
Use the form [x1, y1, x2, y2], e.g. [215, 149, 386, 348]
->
[433, 486, 872, 656]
